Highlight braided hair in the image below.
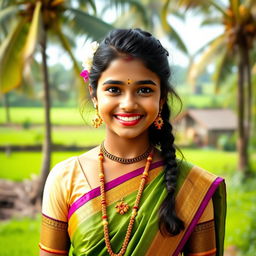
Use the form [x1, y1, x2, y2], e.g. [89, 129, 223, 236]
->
[89, 28, 184, 235]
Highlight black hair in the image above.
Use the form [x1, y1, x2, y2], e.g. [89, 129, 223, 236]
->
[89, 28, 184, 235]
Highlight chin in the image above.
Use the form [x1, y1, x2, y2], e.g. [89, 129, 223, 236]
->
[114, 129, 149, 140]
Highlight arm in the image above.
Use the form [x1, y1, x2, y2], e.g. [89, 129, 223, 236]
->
[184, 199, 216, 256]
[39, 163, 71, 256]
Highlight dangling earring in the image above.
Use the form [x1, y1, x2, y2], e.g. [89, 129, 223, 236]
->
[154, 112, 164, 130]
[92, 107, 103, 128]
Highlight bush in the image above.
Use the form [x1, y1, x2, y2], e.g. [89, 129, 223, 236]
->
[239, 202, 256, 255]
[217, 134, 236, 151]
[22, 119, 31, 130]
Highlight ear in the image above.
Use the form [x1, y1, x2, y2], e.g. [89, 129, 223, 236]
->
[89, 85, 98, 107]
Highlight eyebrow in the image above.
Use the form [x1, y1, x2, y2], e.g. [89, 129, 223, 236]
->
[102, 80, 157, 86]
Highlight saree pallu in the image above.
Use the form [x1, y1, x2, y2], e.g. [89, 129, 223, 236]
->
[40, 158, 226, 256]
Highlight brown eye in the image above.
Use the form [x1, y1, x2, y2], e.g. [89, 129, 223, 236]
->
[138, 87, 153, 94]
[106, 87, 121, 94]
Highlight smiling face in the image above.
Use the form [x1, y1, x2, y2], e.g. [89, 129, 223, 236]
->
[91, 58, 163, 140]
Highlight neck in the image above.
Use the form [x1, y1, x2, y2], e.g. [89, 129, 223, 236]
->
[104, 131, 151, 159]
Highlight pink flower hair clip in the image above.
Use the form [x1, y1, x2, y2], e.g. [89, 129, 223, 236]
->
[80, 41, 99, 82]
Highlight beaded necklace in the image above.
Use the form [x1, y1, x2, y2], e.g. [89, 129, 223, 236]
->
[101, 142, 152, 164]
[98, 148, 154, 256]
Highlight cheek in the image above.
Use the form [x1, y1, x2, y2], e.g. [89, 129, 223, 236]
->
[144, 98, 160, 117]
[96, 93, 114, 118]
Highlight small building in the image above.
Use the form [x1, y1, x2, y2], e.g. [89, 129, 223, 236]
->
[175, 109, 237, 147]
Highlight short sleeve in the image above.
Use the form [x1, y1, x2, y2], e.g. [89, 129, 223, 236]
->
[42, 160, 71, 221]
[39, 158, 76, 254]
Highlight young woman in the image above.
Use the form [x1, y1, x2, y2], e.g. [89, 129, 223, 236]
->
[39, 28, 226, 256]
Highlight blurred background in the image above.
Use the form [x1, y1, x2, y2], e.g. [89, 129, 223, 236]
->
[0, 0, 255, 255]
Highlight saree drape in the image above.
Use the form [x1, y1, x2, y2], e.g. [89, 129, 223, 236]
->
[40, 157, 226, 256]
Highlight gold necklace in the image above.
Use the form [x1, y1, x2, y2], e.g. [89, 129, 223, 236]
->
[98, 148, 154, 256]
[101, 142, 152, 164]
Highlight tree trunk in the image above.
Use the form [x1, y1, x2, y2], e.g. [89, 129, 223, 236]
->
[36, 28, 52, 202]
[3, 93, 11, 124]
[244, 47, 252, 144]
[237, 46, 249, 173]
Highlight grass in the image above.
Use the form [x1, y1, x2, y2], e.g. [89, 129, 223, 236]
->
[0, 216, 40, 256]
[0, 127, 106, 146]
[0, 107, 95, 125]
[0, 151, 83, 180]
[180, 148, 239, 177]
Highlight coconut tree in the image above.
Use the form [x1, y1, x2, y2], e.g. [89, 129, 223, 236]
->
[162, 0, 256, 174]
[0, 0, 151, 201]
[106, 0, 188, 55]
[0, 0, 115, 200]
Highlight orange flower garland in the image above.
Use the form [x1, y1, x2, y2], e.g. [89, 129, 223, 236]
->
[98, 149, 154, 256]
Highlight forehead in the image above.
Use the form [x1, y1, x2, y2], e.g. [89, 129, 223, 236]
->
[98, 58, 160, 84]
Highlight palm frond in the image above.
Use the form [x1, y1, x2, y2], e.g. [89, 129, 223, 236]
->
[209, 0, 227, 16]
[212, 48, 234, 92]
[55, 26, 86, 98]
[230, 0, 240, 20]
[0, 5, 19, 24]
[187, 34, 226, 86]
[161, 0, 188, 54]
[101, 0, 149, 28]
[22, 1, 42, 61]
[0, 19, 29, 93]
[192, 33, 225, 57]
[201, 16, 223, 26]
[55, 26, 80, 75]
[66, 7, 114, 41]
[117, 0, 150, 27]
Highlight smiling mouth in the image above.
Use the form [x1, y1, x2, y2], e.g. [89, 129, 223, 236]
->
[114, 114, 143, 126]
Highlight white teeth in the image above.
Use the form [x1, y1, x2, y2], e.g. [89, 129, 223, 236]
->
[116, 116, 141, 121]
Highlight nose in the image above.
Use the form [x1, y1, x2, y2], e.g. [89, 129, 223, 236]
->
[119, 92, 138, 111]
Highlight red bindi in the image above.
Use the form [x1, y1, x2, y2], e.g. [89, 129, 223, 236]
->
[123, 55, 133, 61]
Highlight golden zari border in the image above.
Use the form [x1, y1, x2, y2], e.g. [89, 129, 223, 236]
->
[40, 215, 70, 253]
[185, 220, 216, 254]
[145, 166, 217, 256]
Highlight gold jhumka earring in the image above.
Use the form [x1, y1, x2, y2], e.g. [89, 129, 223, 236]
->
[92, 107, 103, 128]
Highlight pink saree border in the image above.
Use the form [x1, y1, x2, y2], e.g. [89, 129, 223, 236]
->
[68, 160, 164, 220]
[173, 177, 224, 256]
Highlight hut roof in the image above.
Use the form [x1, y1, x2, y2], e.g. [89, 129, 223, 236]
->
[179, 109, 237, 130]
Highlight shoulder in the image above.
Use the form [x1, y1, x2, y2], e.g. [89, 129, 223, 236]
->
[78, 145, 100, 162]
[77, 146, 100, 175]
[46, 156, 78, 185]
[42, 156, 79, 220]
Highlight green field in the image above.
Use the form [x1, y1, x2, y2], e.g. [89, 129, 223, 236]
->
[0, 126, 106, 146]
[0, 107, 94, 125]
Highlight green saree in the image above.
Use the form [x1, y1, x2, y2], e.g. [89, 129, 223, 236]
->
[64, 160, 226, 256]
